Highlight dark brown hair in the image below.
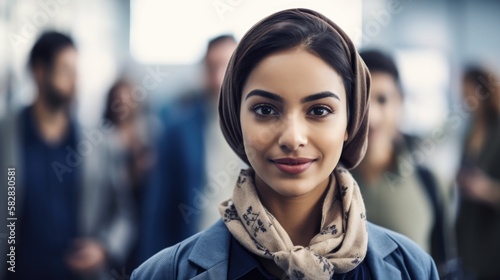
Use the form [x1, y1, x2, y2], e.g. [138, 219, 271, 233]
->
[463, 67, 500, 122]
[29, 31, 75, 71]
[205, 34, 236, 58]
[103, 78, 133, 125]
[360, 49, 402, 94]
[219, 8, 371, 169]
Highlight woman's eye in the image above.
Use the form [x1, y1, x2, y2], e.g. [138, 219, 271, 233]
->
[377, 95, 387, 105]
[253, 105, 277, 116]
[308, 106, 333, 116]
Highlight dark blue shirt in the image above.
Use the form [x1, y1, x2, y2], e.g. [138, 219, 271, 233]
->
[228, 237, 372, 280]
[16, 106, 80, 280]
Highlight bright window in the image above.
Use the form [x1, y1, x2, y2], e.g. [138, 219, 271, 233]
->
[130, 0, 362, 64]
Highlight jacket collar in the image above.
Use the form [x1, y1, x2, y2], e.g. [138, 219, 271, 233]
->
[188, 220, 231, 279]
[187, 220, 403, 279]
[365, 222, 402, 279]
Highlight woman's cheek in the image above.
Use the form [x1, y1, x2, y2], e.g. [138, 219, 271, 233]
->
[243, 121, 276, 161]
[311, 123, 345, 157]
[242, 123, 260, 157]
[247, 119, 274, 144]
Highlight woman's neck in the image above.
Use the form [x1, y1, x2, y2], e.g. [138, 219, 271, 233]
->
[254, 175, 332, 247]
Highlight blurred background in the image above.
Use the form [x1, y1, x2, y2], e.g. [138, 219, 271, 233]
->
[1, 0, 499, 185]
[1, 0, 499, 279]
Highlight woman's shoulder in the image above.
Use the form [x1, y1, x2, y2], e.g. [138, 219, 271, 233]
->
[368, 222, 426, 253]
[132, 221, 231, 280]
[366, 222, 439, 279]
[131, 232, 199, 280]
[132, 221, 438, 279]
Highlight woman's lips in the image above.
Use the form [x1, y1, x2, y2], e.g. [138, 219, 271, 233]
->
[270, 158, 314, 175]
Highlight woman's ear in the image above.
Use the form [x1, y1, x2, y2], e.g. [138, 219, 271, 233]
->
[344, 130, 349, 141]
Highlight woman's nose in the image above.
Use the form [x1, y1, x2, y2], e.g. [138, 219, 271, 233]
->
[278, 117, 308, 152]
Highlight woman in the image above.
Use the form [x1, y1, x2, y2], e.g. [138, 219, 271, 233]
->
[103, 78, 157, 201]
[103, 78, 158, 270]
[132, 9, 438, 279]
[352, 50, 450, 272]
[456, 67, 500, 279]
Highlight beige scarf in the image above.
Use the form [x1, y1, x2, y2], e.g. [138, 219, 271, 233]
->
[219, 167, 368, 280]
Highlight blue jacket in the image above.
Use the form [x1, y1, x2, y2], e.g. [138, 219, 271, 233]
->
[132, 220, 439, 280]
[139, 96, 208, 263]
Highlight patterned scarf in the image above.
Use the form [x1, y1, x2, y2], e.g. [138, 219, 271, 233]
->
[219, 167, 368, 280]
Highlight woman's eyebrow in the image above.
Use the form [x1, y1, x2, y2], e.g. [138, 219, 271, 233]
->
[301, 91, 340, 103]
[245, 89, 283, 102]
[244, 89, 340, 103]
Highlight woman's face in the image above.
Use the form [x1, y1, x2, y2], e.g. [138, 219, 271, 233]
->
[365, 72, 402, 160]
[240, 47, 348, 197]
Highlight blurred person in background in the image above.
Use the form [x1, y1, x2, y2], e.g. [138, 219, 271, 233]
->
[0, 31, 135, 279]
[352, 50, 451, 274]
[139, 34, 246, 262]
[103, 77, 159, 271]
[456, 67, 500, 279]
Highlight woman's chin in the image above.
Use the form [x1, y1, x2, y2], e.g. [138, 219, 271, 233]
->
[267, 178, 318, 198]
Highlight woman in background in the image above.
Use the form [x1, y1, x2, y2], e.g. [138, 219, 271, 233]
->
[103, 78, 159, 271]
[352, 50, 450, 274]
[104, 78, 157, 202]
[456, 67, 500, 279]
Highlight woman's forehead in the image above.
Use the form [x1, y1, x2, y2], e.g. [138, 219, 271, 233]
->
[241, 48, 346, 102]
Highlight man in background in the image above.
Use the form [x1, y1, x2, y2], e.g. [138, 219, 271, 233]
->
[0, 31, 135, 279]
[140, 35, 246, 262]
